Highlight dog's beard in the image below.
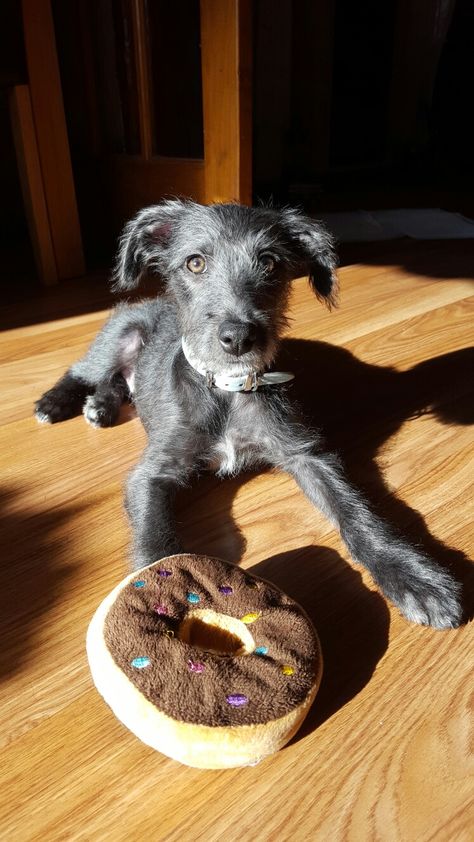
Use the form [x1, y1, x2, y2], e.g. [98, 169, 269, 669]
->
[182, 333, 279, 376]
[181, 302, 289, 377]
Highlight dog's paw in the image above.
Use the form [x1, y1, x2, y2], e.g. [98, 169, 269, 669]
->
[35, 387, 81, 424]
[83, 394, 119, 428]
[375, 554, 463, 629]
[396, 577, 462, 629]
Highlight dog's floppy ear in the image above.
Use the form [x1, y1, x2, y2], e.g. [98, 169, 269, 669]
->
[112, 200, 187, 291]
[281, 208, 338, 307]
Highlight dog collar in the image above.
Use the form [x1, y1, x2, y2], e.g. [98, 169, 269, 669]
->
[181, 338, 294, 393]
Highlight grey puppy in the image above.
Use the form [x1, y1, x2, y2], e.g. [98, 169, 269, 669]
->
[35, 199, 462, 629]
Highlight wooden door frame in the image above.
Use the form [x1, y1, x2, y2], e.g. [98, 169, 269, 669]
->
[19, 0, 253, 276]
[21, 0, 85, 280]
[200, 0, 253, 205]
[108, 0, 252, 222]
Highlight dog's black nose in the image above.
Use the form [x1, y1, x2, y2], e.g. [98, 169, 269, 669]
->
[218, 320, 257, 356]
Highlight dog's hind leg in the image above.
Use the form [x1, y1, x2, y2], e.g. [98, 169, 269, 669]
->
[35, 303, 152, 426]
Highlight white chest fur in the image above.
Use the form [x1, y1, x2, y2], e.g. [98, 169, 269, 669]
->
[212, 430, 262, 477]
[205, 392, 272, 476]
[214, 434, 240, 475]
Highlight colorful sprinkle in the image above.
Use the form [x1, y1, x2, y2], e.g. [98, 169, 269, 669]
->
[226, 693, 248, 707]
[218, 585, 233, 595]
[241, 612, 260, 624]
[153, 603, 169, 615]
[187, 592, 200, 604]
[133, 580, 146, 588]
[254, 646, 268, 656]
[188, 660, 205, 673]
[131, 657, 151, 668]
[281, 665, 295, 676]
[158, 569, 172, 577]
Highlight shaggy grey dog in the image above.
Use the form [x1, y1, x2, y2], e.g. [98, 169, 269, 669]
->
[35, 200, 462, 629]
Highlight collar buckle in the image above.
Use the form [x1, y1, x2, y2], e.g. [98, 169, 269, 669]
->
[243, 373, 258, 392]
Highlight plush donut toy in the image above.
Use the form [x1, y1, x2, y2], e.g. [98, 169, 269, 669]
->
[86, 554, 322, 769]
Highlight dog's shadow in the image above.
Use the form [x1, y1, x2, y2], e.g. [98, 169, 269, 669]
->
[179, 338, 473, 603]
[176, 339, 473, 725]
[280, 338, 474, 612]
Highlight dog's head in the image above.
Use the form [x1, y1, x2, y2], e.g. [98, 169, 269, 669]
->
[113, 200, 337, 374]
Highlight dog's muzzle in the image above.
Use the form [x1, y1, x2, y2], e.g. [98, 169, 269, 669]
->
[181, 338, 294, 393]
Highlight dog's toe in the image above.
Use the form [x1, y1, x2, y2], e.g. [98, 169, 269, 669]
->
[371, 547, 463, 630]
[397, 587, 463, 629]
[389, 567, 462, 629]
[35, 409, 52, 424]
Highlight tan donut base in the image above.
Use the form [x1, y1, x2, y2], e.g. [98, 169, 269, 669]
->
[86, 558, 323, 769]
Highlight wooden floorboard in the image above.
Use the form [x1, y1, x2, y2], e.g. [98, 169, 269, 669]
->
[0, 246, 473, 841]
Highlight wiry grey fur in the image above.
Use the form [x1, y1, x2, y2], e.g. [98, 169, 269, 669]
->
[35, 200, 462, 629]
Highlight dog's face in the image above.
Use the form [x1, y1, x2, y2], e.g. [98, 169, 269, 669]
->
[114, 200, 337, 374]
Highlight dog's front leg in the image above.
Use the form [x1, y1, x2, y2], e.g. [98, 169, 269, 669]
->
[35, 302, 154, 427]
[279, 445, 462, 629]
[125, 455, 189, 569]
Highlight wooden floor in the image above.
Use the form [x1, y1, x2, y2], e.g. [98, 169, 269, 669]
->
[1, 243, 473, 841]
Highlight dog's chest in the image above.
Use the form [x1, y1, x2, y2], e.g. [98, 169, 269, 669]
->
[209, 398, 266, 476]
[212, 430, 259, 475]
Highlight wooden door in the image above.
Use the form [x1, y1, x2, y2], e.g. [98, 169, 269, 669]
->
[96, 0, 252, 224]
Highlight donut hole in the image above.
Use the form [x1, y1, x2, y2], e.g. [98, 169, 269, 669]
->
[178, 609, 255, 657]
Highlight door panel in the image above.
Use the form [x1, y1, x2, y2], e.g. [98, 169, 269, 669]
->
[85, 0, 252, 223]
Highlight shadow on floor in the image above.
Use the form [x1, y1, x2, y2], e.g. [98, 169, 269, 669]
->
[177, 340, 473, 623]
[251, 546, 390, 735]
[338, 238, 474, 279]
[0, 485, 83, 682]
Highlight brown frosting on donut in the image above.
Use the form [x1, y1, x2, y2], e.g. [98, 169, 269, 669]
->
[103, 555, 321, 727]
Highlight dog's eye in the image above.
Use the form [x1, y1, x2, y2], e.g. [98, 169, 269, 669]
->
[260, 253, 276, 273]
[186, 255, 207, 275]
